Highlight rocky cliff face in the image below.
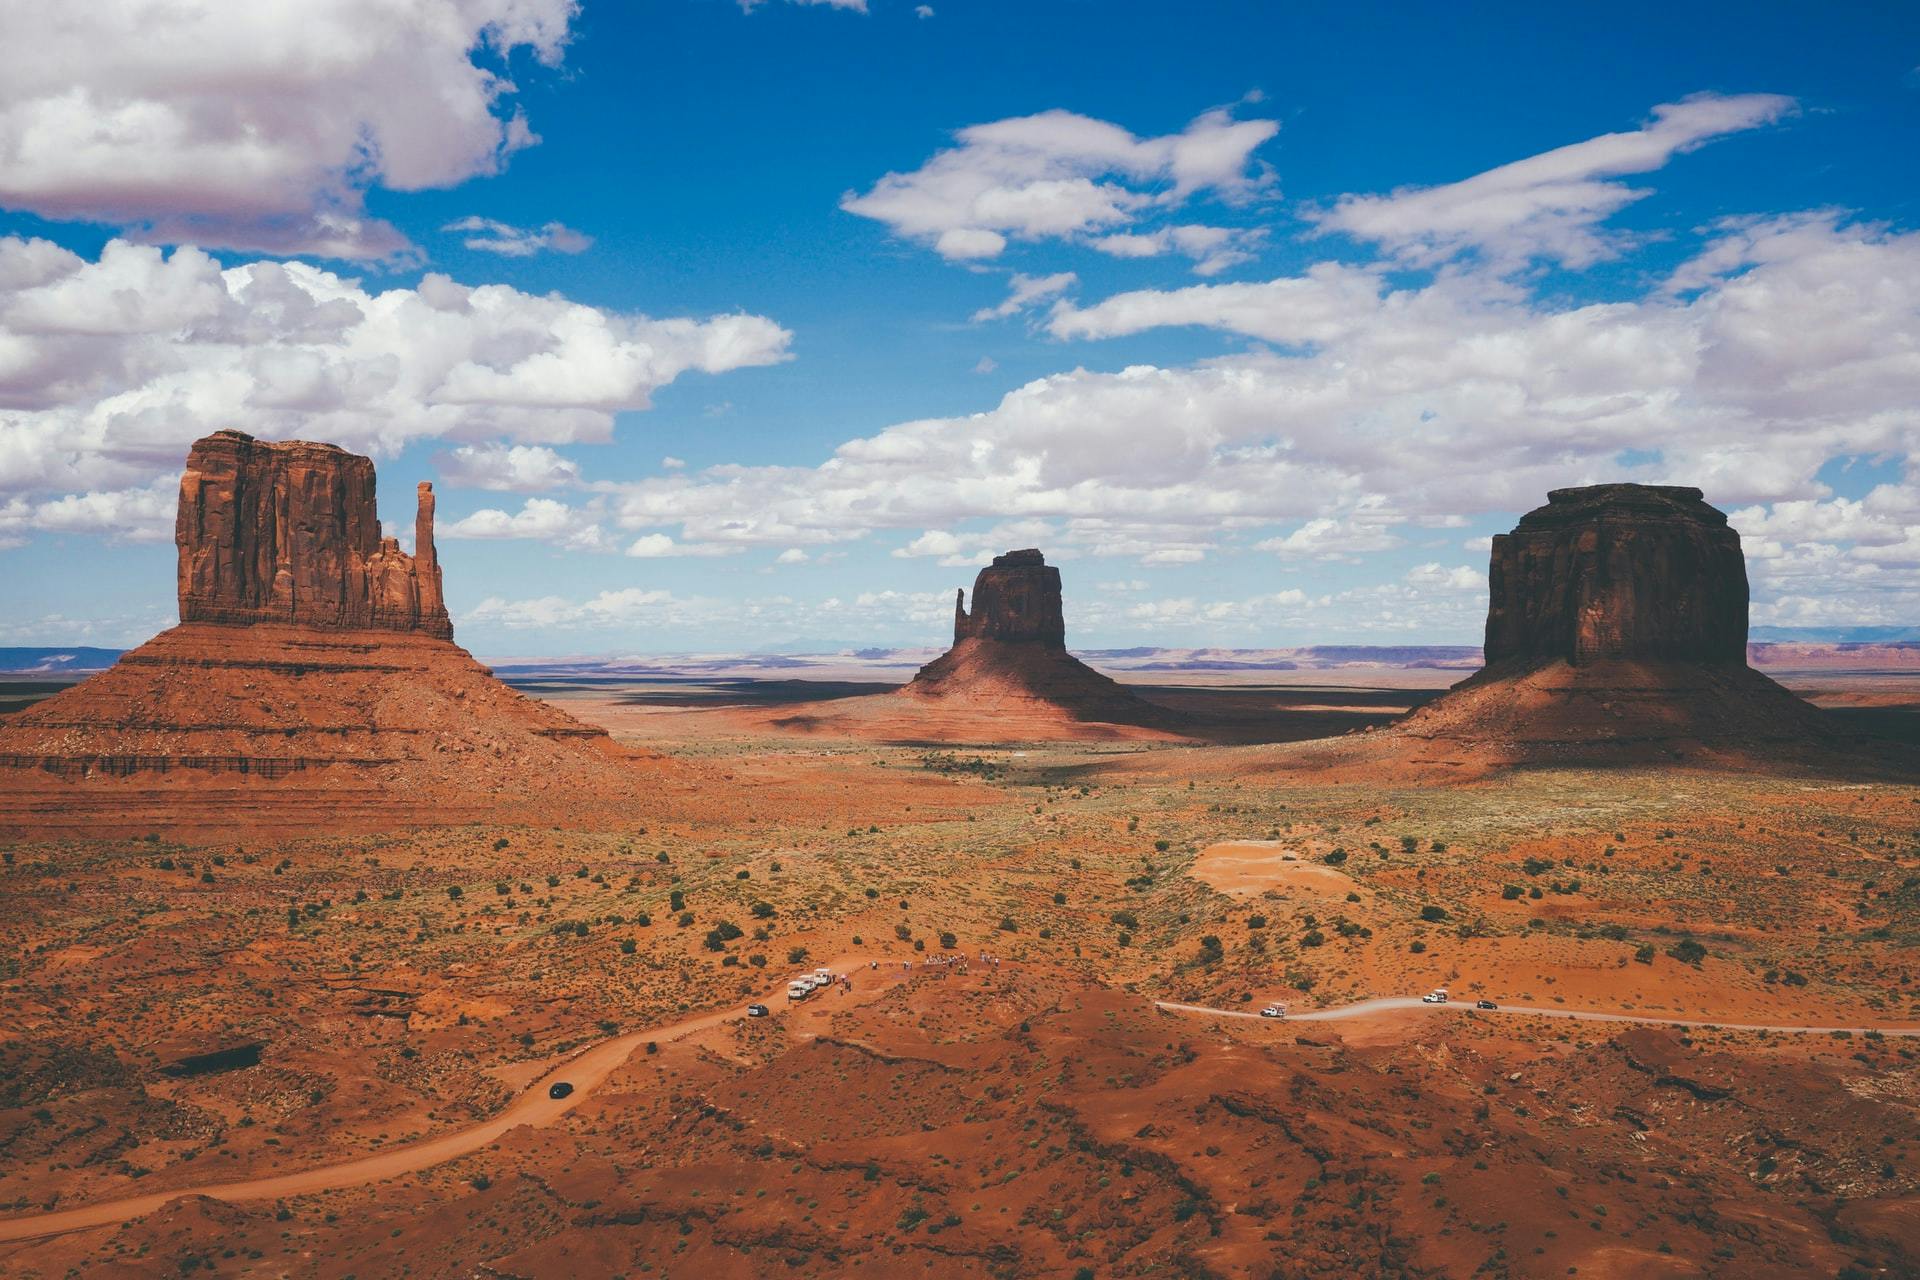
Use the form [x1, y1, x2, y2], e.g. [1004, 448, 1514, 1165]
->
[952, 549, 1067, 648]
[176, 430, 451, 639]
[1483, 484, 1747, 669]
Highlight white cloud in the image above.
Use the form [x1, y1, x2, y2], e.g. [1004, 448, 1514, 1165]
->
[626, 533, 741, 558]
[916, 4, 935, 15]
[1089, 223, 1266, 276]
[442, 497, 607, 550]
[971, 271, 1077, 323]
[972, 356, 998, 375]
[443, 216, 593, 257]
[1403, 563, 1487, 591]
[467, 586, 677, 630]
[596, 210, 1920, 620]
[775, 547, 810, 564]
[0, 237, 791, 509]
[0, 0, 579, 258]
[1049, 262, 1383, 344]
[739, 0, 868, 11]
[842, 105, 1276, 262]
[0, 477, 177, 543]
[1314, 93, 1795, 268]
[436, 443, 580, 491]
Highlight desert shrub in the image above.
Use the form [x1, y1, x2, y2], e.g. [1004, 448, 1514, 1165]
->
[894, 923, 913, 941]
[1633, 944, 1655, 964]
[619, 938, 637, 955]
[939, 931, 957, 948]
[751, 901, 775, 918]
[998, 916, 1019, 932]
[1111, 910, 1139, 929]
[1300, 930, 1326, 948]
[1247, 914, 1267, 929]
[1501, 884, 1524, 900]
[1419, 905, 1449, 922]
[1667, 939, 1707, 966]
[787, 947, 808, 963]
[1324, 849, 1348, 866]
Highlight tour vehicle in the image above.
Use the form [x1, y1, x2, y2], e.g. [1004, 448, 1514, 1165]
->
[747, 1003, 769, 1017]
[1422, 988, 1448, 1004]
[1476, 1000, 1498, 1010]
[548, 1081, 574, 1100]
[1259, 1004, 1286, 1019]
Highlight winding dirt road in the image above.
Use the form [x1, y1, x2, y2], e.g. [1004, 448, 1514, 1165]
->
[0, 955, 905, 1246]
[8, 976, 1916, 1247]
[1155, 995, 1920, 1037]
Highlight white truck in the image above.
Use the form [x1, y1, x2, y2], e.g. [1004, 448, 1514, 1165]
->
[1422, 988, 1449, 1004]
[787, 977, 814, 1001]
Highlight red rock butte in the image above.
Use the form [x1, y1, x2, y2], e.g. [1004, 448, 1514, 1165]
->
[177, 430, 453, 638]
[899, 550, 1176, 734]
[0, 431, 643, 838]
[1391, 483, 1829, 763]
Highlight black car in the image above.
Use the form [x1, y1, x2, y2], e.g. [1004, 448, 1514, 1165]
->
[548, 1081, 575, 1100]
[1475, 1000, 1498, 1011]
[746, 1003, 770, 1018]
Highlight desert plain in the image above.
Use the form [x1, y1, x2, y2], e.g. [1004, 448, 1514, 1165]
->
[2, 653, 1918, 1279]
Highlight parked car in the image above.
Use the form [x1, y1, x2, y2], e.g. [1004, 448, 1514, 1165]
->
[746, 1003, 770, 1017]
[787, 979, 812, 1001]
[1475, 999, 1498, 1011]
[1259, 1004, 1287, 1019]
[1421, 989, 1448, 1004]
[548, 1081, 574, 1100]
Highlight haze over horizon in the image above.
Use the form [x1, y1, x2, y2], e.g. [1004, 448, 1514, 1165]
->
[3, 2, 1918, 656]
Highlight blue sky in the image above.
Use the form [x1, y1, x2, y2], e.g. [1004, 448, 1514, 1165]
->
[2, 1, 1918, 655]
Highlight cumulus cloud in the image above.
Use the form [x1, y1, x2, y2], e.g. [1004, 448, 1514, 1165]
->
[0, 237, 792, 510]
[443, 216, 593, 257]
[842, 105, 1276, 263]
[626, 533, 741, 558]
[442, 497, 607, 550]
[1314, 93, 1795, 269]
[0, 0, 579, 258]
[971, 272, 1077, 323]
[739, 0, 867, 10]
[593, 210, 1920, 631]
[1088, 223, 1266, 276]
[436, 443, 581, 491]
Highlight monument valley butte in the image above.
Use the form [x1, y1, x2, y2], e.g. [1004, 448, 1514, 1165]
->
[1, 437, 1918, 1279]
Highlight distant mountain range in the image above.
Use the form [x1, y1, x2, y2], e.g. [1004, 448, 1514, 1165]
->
[5, 630, 1917, 678]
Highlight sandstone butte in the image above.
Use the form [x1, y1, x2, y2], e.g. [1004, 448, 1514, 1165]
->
[899, 549, 1177, 730]
[1387, 483, 1832, 763]
[0, 431, 642, 838]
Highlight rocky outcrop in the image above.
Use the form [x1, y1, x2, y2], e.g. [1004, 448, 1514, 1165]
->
[901, 550, 1176, 734]
[952, 549, 1066, 648]
[176, 430, 451, 638]
[0, 430, 647, 830]
[1389, 482, 1831, 763]
[1483, 485, 1746, 669]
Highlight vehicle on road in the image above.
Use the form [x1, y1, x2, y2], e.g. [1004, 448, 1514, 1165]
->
[548, 1081, 574, 1100]
[787, 979, 812, 1001]
[814, 968, 835, 986]
[1259, 1004, 1287, 1019]
[1475, 1000, 1498, 1010]
[1422, 989, 1448, 1004]
[746, 1003, 769, 1017]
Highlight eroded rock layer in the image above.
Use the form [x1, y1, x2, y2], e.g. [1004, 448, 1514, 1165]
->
[177, 430, 451, 638]
[901, 550, 1176, 734]
[1388, 483, 1830, 763]
[0, 431, 645, 831]
[1484, 484, 1745, 667]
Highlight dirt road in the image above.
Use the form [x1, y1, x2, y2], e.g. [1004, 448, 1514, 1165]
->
[1154, 995, 1920, 1036]
[0, 955, 900, 1245]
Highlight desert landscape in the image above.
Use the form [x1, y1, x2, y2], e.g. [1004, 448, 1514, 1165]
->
[1, 439, 1917, 1279]
[5, 7, 1919, 1277]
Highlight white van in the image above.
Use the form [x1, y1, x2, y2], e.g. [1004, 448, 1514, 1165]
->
[814, 968, 835, 986]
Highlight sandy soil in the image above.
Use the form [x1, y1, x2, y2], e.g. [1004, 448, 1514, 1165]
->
[1, 667, 1918, 1276]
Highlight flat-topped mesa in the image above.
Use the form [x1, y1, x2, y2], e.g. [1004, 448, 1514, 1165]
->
[1483, 484, 1747, 669]
[176, 430, 452, 639]
[952, 549, 1066, 649]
